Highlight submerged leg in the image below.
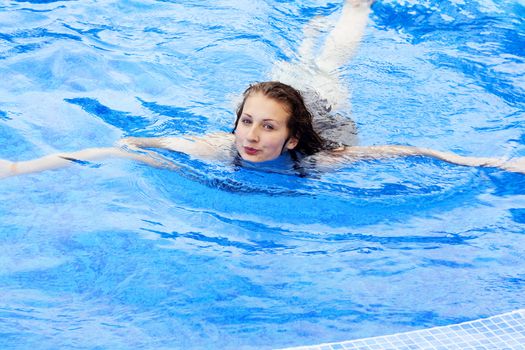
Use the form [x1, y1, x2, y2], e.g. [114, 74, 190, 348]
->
[315, 0, 373, 74]
[271, 0, 373, 108]
[296, 15, 331, 66]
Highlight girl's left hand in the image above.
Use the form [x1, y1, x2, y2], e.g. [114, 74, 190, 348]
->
[502, 158, 525, 174]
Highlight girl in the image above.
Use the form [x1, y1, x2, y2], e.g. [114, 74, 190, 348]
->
[1, 1, 524, 178]
[1, 80, 524, 178]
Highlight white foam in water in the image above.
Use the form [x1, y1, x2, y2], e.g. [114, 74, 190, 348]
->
[278, 309, 525, 350]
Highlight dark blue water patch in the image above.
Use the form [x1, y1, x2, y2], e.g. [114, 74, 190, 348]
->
[0, 28, 81, 59]
[395, 310, 471, 328]
[19, 5, 66, 12]
[371, 0, 476, 40]
[372, 1, 512, 41]
[326, 232, 475, 249]
[142, 150, 488, 230]
[422, 258, 475, 269]
[205, 303, 367, 327]
[0, 230, 213, 307]
[158, 157, 346, 197]
[211, 32, 290, 61]
[296, 2, 341, 22]
[371, 1, 524, 65]
[61, 23, 113, 40]
[510, 209, 525, 225]
[519, 133, 525, 145]
[499, 3, 525, 59]
[194, 24, 228, 42]
[187, 209, 298, 238]
[498, 26, 525, 63]
[64, 98, 153, 134]
[372, 2, 444, 40]
[473, 112, 524, 134]
[142, 228, 289, 253]
[58, 156, 101, 168]
[268, 3, 345, 62]
[0, 35, 42, 60]
[488, 170, 525, 196]
[150, 172, 481, 232]
[137, 98, 208, 136]
[0, 33, 14, 43]
[3, 27, 81, 42]
[6, 43, 43, 57]
[371, 1, 525, 109]
[0, 111, 10, 120]
[432, 52, 525, 110]
[266, 24, 301, 62]
[14, 0, 73, 3]
[502, 275, 525, 287]
[143, 27, 166, 35]
[147, 149, 309, 196]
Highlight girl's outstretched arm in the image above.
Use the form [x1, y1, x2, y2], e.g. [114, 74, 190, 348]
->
[0, 147, 177, 179]
[0, 133, 233, 179]
[329, 145, 525, 174]
[118, 133, 233, 159]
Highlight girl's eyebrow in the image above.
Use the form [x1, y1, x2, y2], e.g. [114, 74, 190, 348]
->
[243, 112, 283, 124]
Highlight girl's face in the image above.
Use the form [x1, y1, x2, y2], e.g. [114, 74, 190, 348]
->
[235, 93, 298, 162]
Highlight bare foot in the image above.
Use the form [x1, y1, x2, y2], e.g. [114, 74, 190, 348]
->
[347, 0, 375, 8]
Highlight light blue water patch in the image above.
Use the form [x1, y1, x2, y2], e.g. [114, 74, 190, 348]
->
[1, 0, 525, 350]
[0, 123, 38, 159]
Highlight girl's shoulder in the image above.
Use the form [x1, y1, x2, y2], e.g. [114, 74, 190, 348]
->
[158, 132, 234, 160]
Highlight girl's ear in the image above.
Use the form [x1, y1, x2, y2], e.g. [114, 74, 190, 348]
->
[286, 137, 299, 150]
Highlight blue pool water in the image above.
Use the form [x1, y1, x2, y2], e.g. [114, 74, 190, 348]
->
[1, 0, 524, 349]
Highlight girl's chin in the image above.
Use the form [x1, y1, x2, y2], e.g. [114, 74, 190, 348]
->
[236, 146, 280, 163]
[241, 153, 263, 162]
[240, 152, 281, 163]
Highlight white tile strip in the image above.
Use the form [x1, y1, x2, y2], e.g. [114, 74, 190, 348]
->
[277, 309, 525, 350]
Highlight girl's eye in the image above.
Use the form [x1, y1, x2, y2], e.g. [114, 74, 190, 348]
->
[241, 118, 252, 125]
[263, 123, 275, 130]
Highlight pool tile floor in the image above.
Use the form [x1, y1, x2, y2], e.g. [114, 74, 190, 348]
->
[278, 309, 525, 350]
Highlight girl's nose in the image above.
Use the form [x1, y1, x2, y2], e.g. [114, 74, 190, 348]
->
[246, 126, 259, 142]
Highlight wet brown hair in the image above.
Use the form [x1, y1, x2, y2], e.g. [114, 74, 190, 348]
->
[232, 81, 325, 156]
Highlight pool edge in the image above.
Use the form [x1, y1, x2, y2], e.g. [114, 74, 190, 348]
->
[277, 309, 525, 350]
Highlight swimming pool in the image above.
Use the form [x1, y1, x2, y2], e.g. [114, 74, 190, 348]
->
[1, 0, 524, 349]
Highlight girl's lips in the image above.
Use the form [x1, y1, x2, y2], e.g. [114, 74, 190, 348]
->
[244, 147, 260, 155]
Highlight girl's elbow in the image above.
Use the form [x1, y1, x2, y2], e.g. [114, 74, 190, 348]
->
[116, 137, 136, 147]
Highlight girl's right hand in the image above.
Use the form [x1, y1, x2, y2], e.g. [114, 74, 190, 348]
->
[0, 159, 14, 179]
